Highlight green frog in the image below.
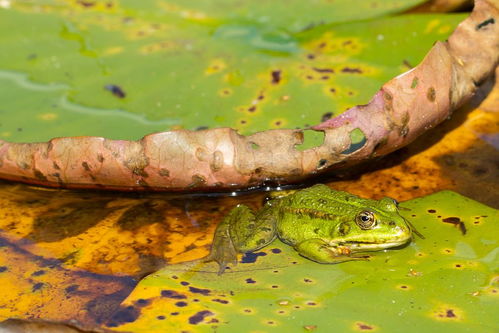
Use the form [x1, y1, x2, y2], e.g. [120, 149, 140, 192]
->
[206, 184, 421, 274]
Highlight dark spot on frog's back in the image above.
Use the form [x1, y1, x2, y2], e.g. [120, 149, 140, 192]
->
[241, 251, 267, 264]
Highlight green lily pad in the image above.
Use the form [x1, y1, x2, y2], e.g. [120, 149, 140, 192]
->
[0, 1, 465, 143]
[107, 191, 498, 332]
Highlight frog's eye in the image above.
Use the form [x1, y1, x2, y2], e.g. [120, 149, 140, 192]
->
[355, 211, 376, 229]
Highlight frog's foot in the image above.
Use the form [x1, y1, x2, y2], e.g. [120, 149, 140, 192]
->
[295, 239, 370, 264]
[203, 221, 239, 275]
[205, 204, 277, 274]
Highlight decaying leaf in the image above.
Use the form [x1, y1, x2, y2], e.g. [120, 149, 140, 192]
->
[0, 0, 497, 192]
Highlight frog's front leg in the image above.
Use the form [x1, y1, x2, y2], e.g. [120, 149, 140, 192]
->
[294, 239, 370, 264]
[205, 204, 277, 274]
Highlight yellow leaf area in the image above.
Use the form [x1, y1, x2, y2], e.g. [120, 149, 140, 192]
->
[0, 70, 497, 330]
[0, 185, 255, 327]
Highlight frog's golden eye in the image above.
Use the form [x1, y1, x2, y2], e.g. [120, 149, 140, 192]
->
[356, 211, 376, 229]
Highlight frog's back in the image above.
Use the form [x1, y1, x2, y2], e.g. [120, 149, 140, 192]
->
[276, 184, 375, 245]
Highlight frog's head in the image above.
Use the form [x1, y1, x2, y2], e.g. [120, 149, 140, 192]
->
[333, 197, 419, 252]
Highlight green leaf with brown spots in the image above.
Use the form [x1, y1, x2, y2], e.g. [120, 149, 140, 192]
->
[0, 0, 465, 143]
[104, 191, 498, 332]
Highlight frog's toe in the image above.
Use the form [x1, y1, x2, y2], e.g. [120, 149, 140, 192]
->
[204, 242, 238, 275]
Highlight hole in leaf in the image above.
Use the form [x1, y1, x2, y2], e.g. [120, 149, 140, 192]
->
[294, 130, 325, 151]
[341, 128, 366, 154]
[250, 142, 260, 150]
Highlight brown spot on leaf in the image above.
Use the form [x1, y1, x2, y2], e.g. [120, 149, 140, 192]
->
[341, 67, 362, 74]
[32, 270, 46, 276]
[32, 282, 44, 292]
[190, 174, 207, 187]
[82, 162, 91, 172]
[33, 169, 48, 182]
[53, 162, 61, 170]
[189, 286, 211, 295]
[106, 306, 140, 327]
[77, 0, 95, 7]
[427, 87, 436, 102]
[446, 309, 456, 318]
[304, 325, 318, 331]
[212, 298, 229, 304]
[442, 217, 466, 235]
[135, 298, 150, 307]
[188, 310, 214, 324]
[271, 70, 281, 84]
[476, 18, 495, 30]
[321, 112, 333, 122]
[158, 168, 170, 177]
[105, 84, 126, 98]
[211, 150, 224, 172]
[356, 322, 374, 330]
[161, 290, 187, 299]
[313, 67, 334, 73]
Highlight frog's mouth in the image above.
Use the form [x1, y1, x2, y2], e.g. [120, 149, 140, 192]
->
[342, 239, 410, 250]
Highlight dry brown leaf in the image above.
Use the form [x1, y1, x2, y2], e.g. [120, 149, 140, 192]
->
[0, 0, 497, 192]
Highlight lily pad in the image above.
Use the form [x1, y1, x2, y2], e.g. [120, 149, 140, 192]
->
[108, 191, 498, 332]
[0, 1, 465, 142]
